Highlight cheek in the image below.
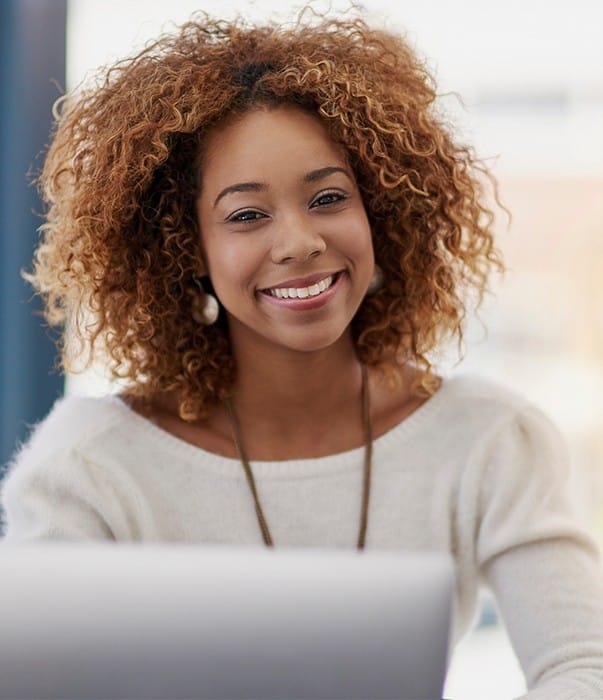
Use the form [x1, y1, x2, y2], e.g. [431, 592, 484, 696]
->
[337, 214, 374, 261]
[203, 238, 262, 295]
[358, 225, 375, 256]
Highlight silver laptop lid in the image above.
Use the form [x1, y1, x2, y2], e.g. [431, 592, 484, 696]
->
[0, 544, 453, 699]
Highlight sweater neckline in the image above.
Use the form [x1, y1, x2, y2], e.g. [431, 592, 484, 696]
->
[102, 375, 453, 476]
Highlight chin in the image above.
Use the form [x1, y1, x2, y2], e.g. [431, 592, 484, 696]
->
[274, 328, 350, 355]
[227, 309, 356, 357]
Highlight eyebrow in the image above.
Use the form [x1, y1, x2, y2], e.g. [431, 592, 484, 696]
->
[212, 166, 352, 208]
[213, 182, 266, 208]
[304, 166, 351, 183]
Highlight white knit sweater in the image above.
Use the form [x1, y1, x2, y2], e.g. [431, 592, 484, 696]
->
[2, 374, 603, 699]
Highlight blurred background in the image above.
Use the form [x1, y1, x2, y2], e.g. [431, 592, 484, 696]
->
[1, 1, 602, 697]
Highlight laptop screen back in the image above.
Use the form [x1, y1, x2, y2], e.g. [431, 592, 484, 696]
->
[0, 544, 453, 699]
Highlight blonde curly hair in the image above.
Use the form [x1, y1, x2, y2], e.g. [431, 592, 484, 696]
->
[30, 12, 503, 419]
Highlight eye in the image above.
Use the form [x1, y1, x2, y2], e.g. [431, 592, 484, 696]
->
[226, 209, 267, 223]
[310, 191, 347, 208]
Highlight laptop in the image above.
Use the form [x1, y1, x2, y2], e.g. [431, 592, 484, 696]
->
[0, 544, 453, 699]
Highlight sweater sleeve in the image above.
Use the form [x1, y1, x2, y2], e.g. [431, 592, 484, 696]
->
[476, 405, 603, 700]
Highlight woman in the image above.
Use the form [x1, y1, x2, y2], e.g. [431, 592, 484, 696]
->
[2, 12, 602, 698]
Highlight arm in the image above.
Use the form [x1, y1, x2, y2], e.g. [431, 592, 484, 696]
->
[486, 539, 603, 699]
[476, 406, 603, 699]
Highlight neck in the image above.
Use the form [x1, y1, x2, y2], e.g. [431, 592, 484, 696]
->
[224, 334, 373, 549]
[234, 337, 360, 413]
[225, 333, 365, 458]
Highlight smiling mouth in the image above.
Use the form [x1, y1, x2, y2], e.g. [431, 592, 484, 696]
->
[263, 273, 338, 300]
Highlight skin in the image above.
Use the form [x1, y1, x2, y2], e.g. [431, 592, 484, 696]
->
[131, 105, 432, 459]
[198, 106, 375, 360]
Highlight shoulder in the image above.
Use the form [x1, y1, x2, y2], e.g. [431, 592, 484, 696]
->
[435, 376, 594, 564]
[373, 367, 554, 450]
[442, 375, 573, 506]
[439, 373, 529, 412]
[435, 373, 549, 435]
[371, 364, 525, 438]
[0, 394, 131, 539]
[428, 373, 568, 480]
[5, 393, 129, 475]
[1, 394, 140, 540]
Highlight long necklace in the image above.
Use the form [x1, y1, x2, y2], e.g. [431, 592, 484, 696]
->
[223, 364, 373, 550]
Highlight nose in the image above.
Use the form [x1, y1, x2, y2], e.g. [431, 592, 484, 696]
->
[270, 213, 327, 265]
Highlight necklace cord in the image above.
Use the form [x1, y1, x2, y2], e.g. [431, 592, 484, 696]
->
[357, 363, 373, 550]
[224, 399, 274, 547]
[224, 365, 372, 550]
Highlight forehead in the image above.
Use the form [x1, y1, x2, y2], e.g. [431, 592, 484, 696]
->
[199, 105, 348, 188]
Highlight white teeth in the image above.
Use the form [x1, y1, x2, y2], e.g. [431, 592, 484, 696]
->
[268, 275, 334, 299]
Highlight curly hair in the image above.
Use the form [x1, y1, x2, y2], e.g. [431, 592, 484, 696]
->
[31, 11, 503, 419]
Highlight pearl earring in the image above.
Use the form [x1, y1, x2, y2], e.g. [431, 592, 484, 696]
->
[190, 277, 220, 325]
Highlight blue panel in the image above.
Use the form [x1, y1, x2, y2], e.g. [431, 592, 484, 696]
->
[0, 0, 67, 473]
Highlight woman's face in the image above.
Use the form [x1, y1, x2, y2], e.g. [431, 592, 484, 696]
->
[196, 105, 374, 358]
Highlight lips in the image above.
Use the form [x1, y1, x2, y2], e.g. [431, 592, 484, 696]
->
[260, 272, 340, 300]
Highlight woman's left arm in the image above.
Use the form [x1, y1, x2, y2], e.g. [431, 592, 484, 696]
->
[476, 406, 603, 699]
[486, 537, 603, 699]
